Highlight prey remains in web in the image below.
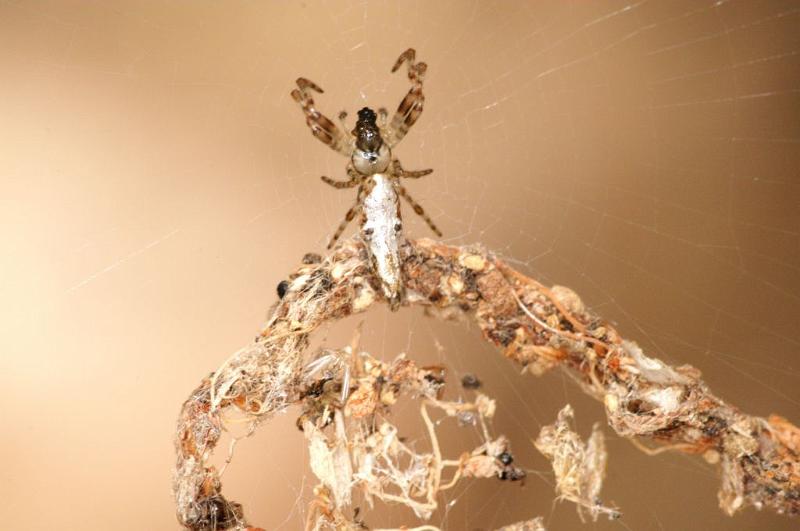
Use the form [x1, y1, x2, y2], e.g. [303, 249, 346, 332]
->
[292, 48, 441, 310]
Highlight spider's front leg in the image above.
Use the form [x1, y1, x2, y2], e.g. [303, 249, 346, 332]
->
[291, 78, 354, 157]
[384, 48, 427, 147]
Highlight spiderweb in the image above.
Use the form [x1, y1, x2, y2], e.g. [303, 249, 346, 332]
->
[0, 1, 797, 530]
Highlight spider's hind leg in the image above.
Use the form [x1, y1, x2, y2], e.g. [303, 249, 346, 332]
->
[326, 184, 365, 249]
[396, 184, 442, 237]
[328, 202, 362, 249]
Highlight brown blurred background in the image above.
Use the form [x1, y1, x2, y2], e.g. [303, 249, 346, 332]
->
[1, 1, 798, 530]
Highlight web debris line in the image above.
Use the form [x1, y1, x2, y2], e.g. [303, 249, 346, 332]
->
[173, 237, 799, 530]
[299, 340, 530, 530]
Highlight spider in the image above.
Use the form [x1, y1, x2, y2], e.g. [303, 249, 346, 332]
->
[292, 48, 441, 310]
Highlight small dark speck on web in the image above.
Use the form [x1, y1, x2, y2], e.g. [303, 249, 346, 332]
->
[461, 373, 482, 389]
[498, 451, 514, 465]
[302, 252, 322, 264]
[277, 280, 290, 299]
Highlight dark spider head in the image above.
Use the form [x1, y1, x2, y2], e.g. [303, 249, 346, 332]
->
[354, 107, 383, 153]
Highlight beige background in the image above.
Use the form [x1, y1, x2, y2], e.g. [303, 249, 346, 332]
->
[1, 1, 799, 530]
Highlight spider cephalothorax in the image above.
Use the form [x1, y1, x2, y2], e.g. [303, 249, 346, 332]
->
[292, 48, 441, 310]
[352, 107, 391, 175]
[354, 107, 382, 153]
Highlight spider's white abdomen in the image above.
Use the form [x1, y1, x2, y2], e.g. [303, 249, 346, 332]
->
[352, 143, 391, 175]
[361, 174, 403, 308]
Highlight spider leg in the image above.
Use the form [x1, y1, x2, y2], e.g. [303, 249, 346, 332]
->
[321, 165, 363, 189]
[392, 159, 433, 179]
[327, 187, 364, 249]
[338, 110, 349, 132]
[291, 78, 353, 157]
[377, 107, 389, 136]
[321, 175, 360, 189]
[385, 49, 427, 147]
[396, 184, 442, 237]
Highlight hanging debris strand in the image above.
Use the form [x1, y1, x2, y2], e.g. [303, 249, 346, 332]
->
[534, 404, 619, 521]
[495, 517, 546, 531]
[299, 338, 527, 530]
